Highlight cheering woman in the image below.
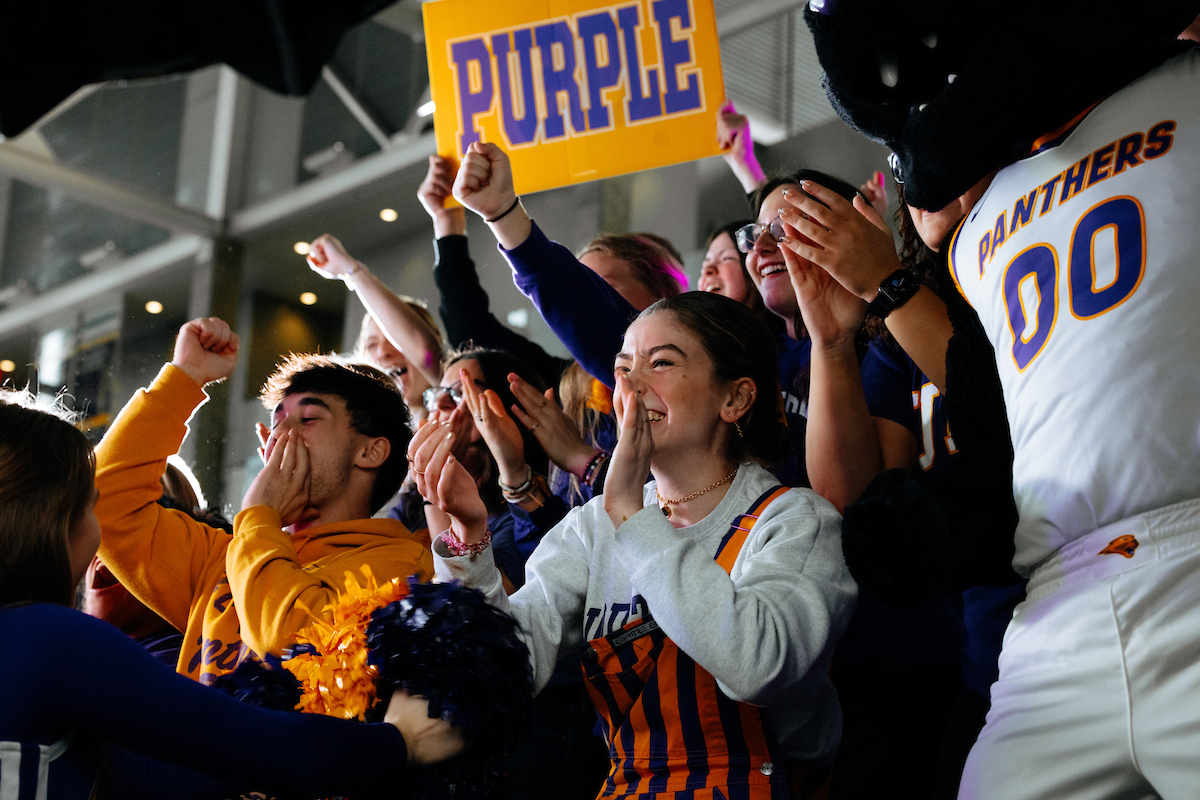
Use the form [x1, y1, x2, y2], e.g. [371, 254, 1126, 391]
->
[409, 291, 856, 799]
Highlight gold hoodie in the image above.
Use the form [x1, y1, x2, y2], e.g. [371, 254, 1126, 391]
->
[96, 364, 432, 685]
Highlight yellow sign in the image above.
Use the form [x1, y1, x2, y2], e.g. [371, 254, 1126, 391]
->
[423, 0, 726, 195]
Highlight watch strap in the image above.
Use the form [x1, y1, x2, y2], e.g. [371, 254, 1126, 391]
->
[867, 269, 921, 317]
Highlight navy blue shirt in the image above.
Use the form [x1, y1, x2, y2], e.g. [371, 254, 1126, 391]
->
[0, 604, 407, 799]
[773, 334, 812, 487]
[861, 338, 1025, 698]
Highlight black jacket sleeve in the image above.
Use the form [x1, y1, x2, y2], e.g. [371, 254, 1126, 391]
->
[433, 235, 568, 388]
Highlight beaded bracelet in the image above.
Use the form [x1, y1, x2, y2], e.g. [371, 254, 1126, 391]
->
[582, 450, 610, 488]
[440, 527, 492, 558]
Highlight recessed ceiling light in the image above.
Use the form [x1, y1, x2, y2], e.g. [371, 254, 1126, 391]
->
[145, 300, 163, 314]
[300, 292, 318, 306]
[0, 360, 15, 372]
[379, 208, 398, 222]
[294, 241, 311, 255]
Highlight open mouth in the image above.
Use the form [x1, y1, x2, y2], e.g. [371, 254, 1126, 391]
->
[647, 410, 665, 422]
[89, 562, 121, 590]
[700, 281, 723, 293]
[759, 262, 786, 278]
[389, 366, 408, 378]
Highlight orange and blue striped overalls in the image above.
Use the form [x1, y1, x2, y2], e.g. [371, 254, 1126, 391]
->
[583, 485, 822, 800]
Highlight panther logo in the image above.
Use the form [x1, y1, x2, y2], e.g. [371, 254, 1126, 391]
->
[1098, 534, 1139, 559]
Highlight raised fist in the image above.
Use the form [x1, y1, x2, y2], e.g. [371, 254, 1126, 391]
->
[171, 317, 239, 387]
[306, 234, 358, 281]
[452, 141, 517, 221]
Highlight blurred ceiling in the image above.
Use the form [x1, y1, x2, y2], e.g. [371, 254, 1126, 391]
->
[0, 0, 835, 332]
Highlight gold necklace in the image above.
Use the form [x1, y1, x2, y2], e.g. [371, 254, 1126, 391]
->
[655, 468, 738, 518]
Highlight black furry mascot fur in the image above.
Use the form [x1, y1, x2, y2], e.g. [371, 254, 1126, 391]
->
[805, 0, 1200, 212]
[806, 0, 1200, 607]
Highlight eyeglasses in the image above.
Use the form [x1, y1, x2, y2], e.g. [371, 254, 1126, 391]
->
[735, 219, 788, 254]
[422, 384, 463, 412]
[888, 151, 905, 185]
[421, 379, 487, 412]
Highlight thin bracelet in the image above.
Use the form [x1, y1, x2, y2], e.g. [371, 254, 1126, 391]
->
[440, 527, 492, 558]
[583, 451, 610, 488]
[507, 475, 546, 508]
[498, 464, 533, 497]
[342, 260, 363, 290]
[579, 449, 604, 482]
[486, 196, 521, 223]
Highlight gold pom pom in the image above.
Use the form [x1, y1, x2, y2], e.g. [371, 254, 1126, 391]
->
[282, 566, 407, 720]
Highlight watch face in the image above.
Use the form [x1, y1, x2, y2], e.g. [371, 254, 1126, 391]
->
[875, 270, 918, 314]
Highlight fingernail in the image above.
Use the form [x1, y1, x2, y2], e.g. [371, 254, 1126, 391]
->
[777, 208, 787, 217]
[800, 180, 813, 188]
[781, 187, 791, 197]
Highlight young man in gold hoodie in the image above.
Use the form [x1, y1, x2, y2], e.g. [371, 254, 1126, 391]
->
[96, 316, 432, 685]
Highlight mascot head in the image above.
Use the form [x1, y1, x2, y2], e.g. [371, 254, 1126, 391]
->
[804, 0, 1200, 210]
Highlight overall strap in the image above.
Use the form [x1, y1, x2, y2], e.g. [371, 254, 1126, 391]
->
[714, 485, 789, 574]
[583, 484, 795, 798]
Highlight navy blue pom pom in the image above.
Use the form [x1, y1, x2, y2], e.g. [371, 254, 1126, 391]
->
[210, 660, 302, 712]
[366, 579, 535, 753]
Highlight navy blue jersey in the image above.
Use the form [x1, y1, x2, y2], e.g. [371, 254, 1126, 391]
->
[861, 338, 1024, 698]
[772, 333, 812, 487]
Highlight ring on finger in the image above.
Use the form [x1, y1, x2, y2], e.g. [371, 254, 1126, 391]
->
[531, 422, 541, 431]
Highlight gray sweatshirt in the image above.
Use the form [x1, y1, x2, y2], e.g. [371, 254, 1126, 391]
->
[434, 461, 857, 764]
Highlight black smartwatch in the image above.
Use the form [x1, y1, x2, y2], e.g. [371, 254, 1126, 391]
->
[867, 269, 921, 318]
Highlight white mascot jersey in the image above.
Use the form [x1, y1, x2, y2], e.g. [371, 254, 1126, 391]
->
[949, 49, 1200, 575]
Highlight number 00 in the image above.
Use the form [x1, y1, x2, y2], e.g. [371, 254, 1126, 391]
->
[1002, 196, 1146, 371]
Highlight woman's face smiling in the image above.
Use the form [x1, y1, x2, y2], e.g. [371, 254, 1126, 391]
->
[699, 232, 751, 305]
[614, 311, 728, 463]
[745, 185, 809, 324]
[360, 318, 431, 411]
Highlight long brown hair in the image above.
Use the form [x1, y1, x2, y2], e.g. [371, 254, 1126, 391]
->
[0, 392, 95, 607]
[865, 182, 943, 340]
